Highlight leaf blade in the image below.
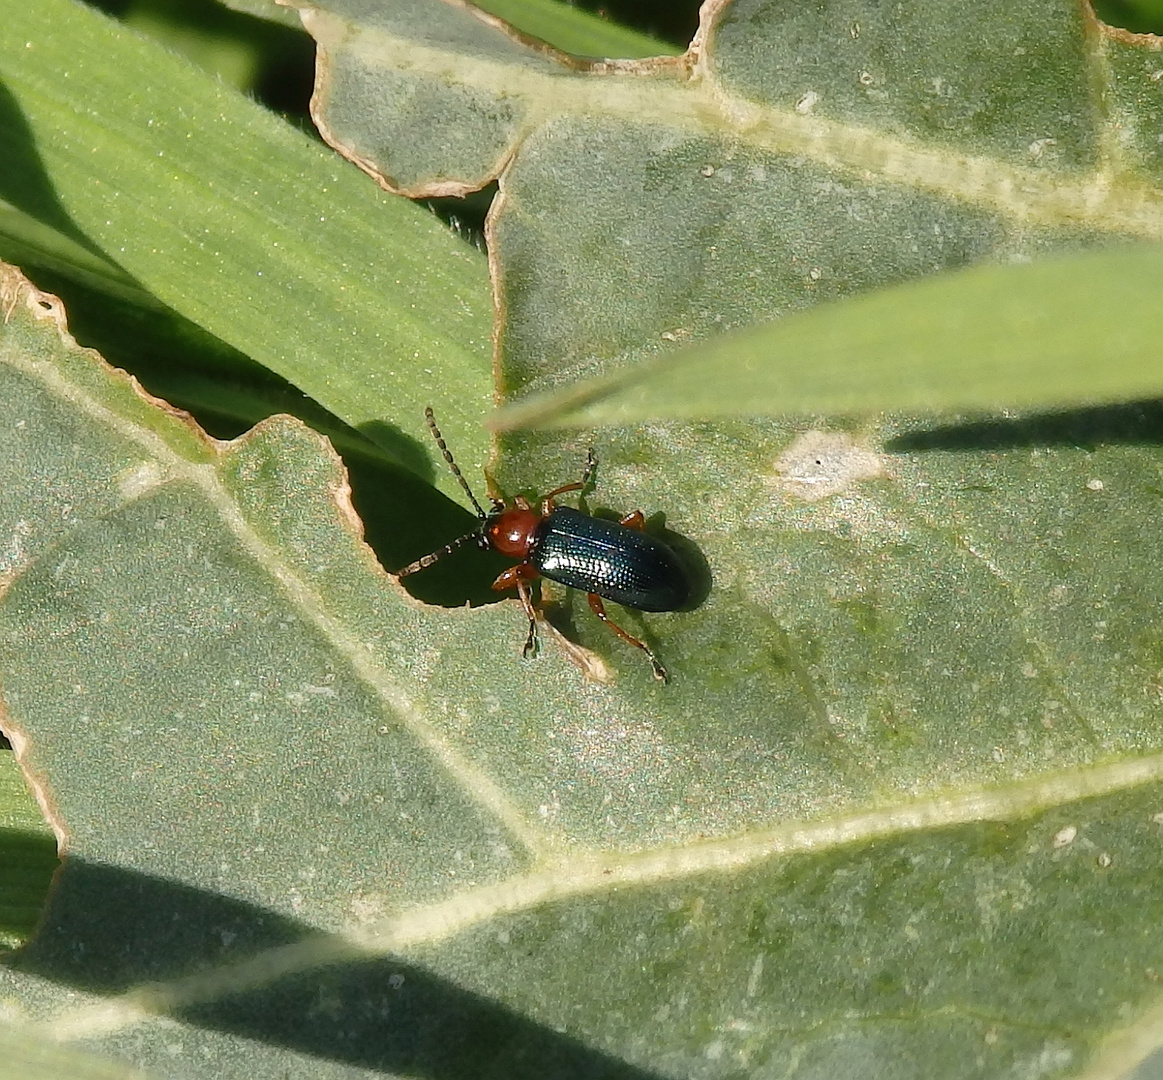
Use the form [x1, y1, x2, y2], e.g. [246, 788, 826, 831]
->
[492, 243, 1163, 428]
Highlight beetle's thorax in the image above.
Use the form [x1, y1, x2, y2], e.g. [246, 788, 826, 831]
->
[485, 498, 542, 558]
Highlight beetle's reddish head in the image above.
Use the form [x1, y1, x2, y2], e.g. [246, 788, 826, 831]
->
[486, 507, 541, 558]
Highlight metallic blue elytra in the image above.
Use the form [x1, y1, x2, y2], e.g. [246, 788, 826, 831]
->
[531, 506, 691, 612]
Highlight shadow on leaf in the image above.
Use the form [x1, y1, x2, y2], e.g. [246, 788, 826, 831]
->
[0, 81, 113, 260]
[7, 857, 666, 1080]
[888, 399, 1163, 453]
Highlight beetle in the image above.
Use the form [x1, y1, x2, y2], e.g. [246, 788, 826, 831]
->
[397, 408, 691, 681]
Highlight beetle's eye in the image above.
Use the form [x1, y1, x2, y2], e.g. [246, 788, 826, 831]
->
[476, 533, 491, 550]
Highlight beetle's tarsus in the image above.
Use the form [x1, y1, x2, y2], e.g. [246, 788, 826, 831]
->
[581, 448, 597, 495]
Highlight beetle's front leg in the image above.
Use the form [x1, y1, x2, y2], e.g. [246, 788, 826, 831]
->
[492, 562, 542, 658]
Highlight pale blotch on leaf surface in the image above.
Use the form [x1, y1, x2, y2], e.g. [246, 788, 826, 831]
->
[116, 461, 167, 501]
[772, 429, 885, 501]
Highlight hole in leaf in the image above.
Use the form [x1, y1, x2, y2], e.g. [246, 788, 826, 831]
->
[1091, 0, 1163, 34]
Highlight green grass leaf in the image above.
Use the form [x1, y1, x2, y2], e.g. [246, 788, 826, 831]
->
[0, 0, 494, 491]
[491, 244, 1163, 428]
[474, 0, 682, 58]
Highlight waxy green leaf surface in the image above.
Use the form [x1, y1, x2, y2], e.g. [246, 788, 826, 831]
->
[5, 0, 1163, 1078]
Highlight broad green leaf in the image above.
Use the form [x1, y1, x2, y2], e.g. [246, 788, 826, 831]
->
[490, 243, 1163, 428]
[8, 0, 1163, 1077]
[4, 218, 1163, 1075]
[300, 0, 1163, 433]
[290, 0, 1163, 1076]
[0, 0, 494, 494]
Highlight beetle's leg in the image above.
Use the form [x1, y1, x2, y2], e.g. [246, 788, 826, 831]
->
[580, 447, 597, 494]
[515, 578, 539, 657]
[587, 593, 668, 682]
[540, 480, 583, 515]
[619, 510, 645, 530]
[492, 563, 541, 658]
[540, 449, 597, 513]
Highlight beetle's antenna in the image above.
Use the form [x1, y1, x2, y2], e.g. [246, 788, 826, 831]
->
[397, 408, 493, 578]
[396, 529, 483, 577]
[425, 406, 488, 520]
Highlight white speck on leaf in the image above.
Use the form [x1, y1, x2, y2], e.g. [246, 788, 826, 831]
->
[1052, 825, 1077, 848]
[795, 90, 820, 114]
[0, 519, 30, 578]
[746, 955, 763, 997]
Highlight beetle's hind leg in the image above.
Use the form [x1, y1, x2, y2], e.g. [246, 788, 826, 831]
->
[587, 593, 668, 682]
